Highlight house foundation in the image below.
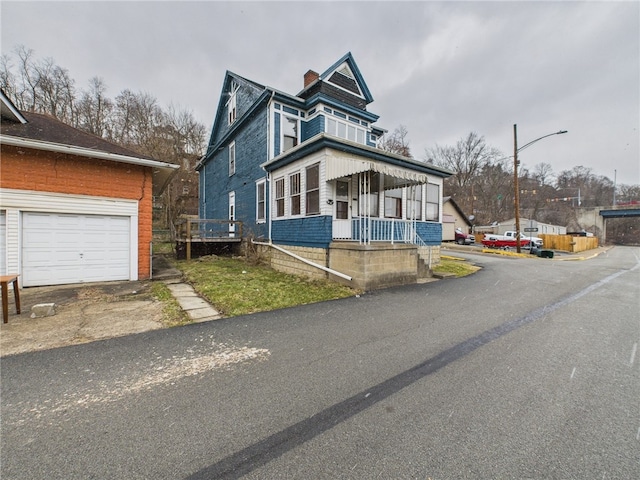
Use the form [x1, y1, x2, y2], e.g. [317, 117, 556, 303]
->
[264, 242, 441, 291]
[328, 242, 418, 290]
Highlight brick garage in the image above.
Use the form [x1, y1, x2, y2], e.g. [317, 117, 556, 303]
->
[0, 94, 177, 286]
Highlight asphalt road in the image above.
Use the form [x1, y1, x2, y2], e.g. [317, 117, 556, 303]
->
[2, 247, 639, 479]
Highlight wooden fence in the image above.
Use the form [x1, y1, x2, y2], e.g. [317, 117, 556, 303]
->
[539, 234, 598, 253]
[473, 233, 598, 253]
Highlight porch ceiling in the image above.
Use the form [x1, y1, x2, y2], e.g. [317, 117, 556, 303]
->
[326, 156, 427, 188]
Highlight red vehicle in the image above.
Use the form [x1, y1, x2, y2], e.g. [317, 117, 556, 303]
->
[481, 231, 542, 249]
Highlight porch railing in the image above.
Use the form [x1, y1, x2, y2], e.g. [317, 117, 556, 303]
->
[352, 218, 424, 245]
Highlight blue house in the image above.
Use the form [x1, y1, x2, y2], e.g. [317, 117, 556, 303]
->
[197, 53, 452, 289]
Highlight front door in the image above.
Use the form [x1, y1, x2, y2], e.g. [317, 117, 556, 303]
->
[333, 179, 352, 239]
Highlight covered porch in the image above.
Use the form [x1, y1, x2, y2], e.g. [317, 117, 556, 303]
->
[326, 155, 437, 247]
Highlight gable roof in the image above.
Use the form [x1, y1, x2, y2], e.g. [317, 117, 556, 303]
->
[443, 197, 473, 226]
[317, 52, 374, 104]
[0, 93, 178, 195]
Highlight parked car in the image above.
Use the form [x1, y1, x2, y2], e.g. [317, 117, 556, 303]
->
[455, 228, 475, 245]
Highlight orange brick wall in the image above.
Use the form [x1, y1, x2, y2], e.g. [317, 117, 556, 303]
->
[1, 146, 153, 279]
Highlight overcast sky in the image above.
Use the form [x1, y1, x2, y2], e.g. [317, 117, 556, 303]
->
[2, 1, 639, 186]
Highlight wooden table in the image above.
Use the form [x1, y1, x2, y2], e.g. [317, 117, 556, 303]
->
[1, 275, 21, 323]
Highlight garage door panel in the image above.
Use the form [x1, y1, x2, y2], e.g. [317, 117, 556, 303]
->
[22, 212, 131, 287]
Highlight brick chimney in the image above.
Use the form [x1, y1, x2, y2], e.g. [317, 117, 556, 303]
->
[304, 70, 319, 88]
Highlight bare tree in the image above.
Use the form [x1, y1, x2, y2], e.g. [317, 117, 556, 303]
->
[471, 160, 514, 225]
[33, 57, 76, 123]
[533, 162, 554, 186]
[426, 132, 504, 223]
[76, 77, 113, 137]
[0, 54, 18, 102]
[380, 125, 412, 158]
[426, 132, 501, 190]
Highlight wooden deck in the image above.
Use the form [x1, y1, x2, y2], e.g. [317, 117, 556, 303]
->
[175, 219, 243, 260]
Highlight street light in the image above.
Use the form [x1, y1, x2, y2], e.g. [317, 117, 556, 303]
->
[513, 125, 568, 253]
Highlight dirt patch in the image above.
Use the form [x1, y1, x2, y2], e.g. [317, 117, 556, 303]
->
[0, 280, 165, 357]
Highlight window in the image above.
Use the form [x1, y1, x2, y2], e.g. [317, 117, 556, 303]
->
[325, 115, 366, 145]
[305, 164, 320, 215]
[283, 117, 298, 152]
[275, 178, 285, 217]
[229, 142, 236, 176]
[359, 172, 380, 217]
[256, 180, 266, 222]
[384, 188, 403, 218]
[289, 172, 301, 215]
[407, 185, 423, 220]
[426, 183, 440, 221]
[227, 81, 238, 125]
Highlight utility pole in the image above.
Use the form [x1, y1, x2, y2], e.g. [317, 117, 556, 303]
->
[513, 124, 521, 253]
[511, 126, 567, 254]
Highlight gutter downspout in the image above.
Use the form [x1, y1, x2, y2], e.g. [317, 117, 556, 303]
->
[252, 240, 352, 282]
[266, 90, 276, 243]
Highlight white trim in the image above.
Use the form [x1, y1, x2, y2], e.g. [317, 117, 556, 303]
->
[0, 91, 27, 123]
[229, 141, 236, 176]
[325, 62, 366, 100]
[0, 188, 138, 216]
[255, 178, 266, 224]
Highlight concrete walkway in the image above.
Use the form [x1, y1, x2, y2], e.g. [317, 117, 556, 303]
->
[152, 256, 221, 322]
[163, 279, 221, 322]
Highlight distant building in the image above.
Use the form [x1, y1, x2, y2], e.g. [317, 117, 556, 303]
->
[475, 218, 566, 236]
[442, 197, 474, 241]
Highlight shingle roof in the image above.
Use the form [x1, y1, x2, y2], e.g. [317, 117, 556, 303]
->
[1, 111, 156, 161]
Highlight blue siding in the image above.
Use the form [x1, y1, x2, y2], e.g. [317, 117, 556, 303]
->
[302, 115, 324, 142]
[272, 216, 333, 248]
[274, 112, 281, 156]
[415, 222, 442, 245]
[200, 108, 269, 239]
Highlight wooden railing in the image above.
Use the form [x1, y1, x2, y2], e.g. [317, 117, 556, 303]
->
[175, 218, 243, 260]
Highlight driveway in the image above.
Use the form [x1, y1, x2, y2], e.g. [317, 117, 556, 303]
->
[0, 279, 166, 357]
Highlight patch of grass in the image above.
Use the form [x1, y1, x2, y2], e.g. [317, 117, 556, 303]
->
[177, 256, 359, 317]
[153, 241, 174, 255]
[432, 258, 480, 278]
[150, 281, 190, 327]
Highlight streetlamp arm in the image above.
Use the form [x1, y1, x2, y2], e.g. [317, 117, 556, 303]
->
[518, 130, 568, 153]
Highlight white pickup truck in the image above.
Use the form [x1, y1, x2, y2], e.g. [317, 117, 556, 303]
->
[482, 231, 543, 249]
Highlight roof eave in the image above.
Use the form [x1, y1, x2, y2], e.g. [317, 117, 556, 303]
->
[262, 133, 454, 178]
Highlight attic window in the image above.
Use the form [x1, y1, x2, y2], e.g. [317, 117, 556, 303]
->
[227, 81, 239, 125]
[228, 93, 237, 125]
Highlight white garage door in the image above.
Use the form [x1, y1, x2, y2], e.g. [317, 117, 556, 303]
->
[22, 212, 131, 287]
